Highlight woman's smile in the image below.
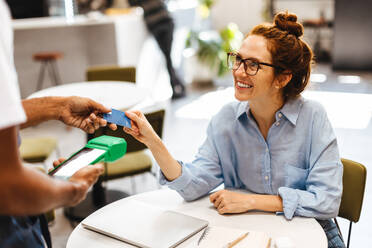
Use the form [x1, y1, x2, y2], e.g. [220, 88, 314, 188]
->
[235, 80, 253, 90]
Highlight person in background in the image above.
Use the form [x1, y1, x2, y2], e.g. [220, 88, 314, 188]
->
[128, 0, 186, 99]
[0, 1, 117, 247]
[77, 0, 110, 14]
[123, 11, 345, 248]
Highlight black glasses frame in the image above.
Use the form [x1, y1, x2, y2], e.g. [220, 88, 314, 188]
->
[227, 52, 283, 76]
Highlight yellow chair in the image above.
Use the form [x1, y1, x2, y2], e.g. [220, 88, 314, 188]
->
[86, 65, 136, 83]
[334, 158, 367, 248]
[19, 137, 59, 165]
[85, 65, 138, 151]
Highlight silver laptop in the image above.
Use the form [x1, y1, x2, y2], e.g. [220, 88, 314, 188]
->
[82, 200, 209, 248]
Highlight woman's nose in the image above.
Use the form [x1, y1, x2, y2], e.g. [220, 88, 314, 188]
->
[233, 62, 247, 77]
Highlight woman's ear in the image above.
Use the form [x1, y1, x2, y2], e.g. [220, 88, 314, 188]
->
[276, 71, 292, 89]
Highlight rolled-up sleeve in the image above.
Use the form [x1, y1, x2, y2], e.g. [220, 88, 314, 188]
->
[278, 107, 343, 220]
[159, 121, 224, 201]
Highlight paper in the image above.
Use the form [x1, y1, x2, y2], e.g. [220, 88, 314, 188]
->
[198, 226, 271, 248]
[274, 237, 295, 248]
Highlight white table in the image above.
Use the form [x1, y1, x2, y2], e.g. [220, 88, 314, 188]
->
[28, 81, 149, 110]
[67, 189, 328, 248]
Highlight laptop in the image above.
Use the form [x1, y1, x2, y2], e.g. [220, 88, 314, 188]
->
[82, 199, 209, 248]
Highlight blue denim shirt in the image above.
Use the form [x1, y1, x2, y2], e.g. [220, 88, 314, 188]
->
[159, 96, 343, 220]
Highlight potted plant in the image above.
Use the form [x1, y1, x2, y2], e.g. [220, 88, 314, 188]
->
[182, 0, 244, 85]
[183, 23, 243, 85]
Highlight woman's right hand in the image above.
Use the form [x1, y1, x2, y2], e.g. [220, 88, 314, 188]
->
[124, 111, 182, 181]
[123, 110, 160, 147]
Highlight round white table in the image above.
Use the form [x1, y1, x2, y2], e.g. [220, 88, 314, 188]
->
[67, 189, 327, 248]
[28, 81, 151, 221]
[28, 81, 149, 110]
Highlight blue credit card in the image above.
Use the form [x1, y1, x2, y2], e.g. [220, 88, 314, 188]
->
[103, 109, 131, 128]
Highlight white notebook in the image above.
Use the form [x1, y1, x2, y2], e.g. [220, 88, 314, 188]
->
[82, 199, 209, 248]
[198, 226, 271, 248]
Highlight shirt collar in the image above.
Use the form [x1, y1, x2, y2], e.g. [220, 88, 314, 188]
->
[236, 101, 249, 119]
[235, 96, 304, 126]
[278, 96, 304, 126]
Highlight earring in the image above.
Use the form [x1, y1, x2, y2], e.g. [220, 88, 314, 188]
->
[275, 85, 280, 89]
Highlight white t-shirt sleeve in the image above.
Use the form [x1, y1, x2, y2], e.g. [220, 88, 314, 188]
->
[0, 0, 26, 130]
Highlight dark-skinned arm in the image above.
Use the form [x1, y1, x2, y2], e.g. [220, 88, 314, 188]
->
[21, 96, 117, 133]
[0, 126, 103, 216]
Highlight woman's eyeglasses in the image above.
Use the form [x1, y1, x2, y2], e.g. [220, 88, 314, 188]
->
[227, 52, 282, 76]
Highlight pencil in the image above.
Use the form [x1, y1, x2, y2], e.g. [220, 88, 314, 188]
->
[266, 237, 272, 248]
[227, 232, 249, 248]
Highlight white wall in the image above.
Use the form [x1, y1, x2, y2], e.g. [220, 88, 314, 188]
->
[209, 0, 334, 34]
[274, 0, 334, 21]
[210, 0, 265, 35]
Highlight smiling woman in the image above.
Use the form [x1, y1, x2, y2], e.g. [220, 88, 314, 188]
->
[122, 11, 345, 248]
[251, 12, 313, 101]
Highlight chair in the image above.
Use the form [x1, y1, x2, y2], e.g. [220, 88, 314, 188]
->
[86, 64, 157, 194]
[334, 158, 367, 248]
[85, 64, 138, 164]
[85, 64, 138, 155]
[64, 109, 165, 222]
[19, 137, 59, 166]
[86, 65, 136, 83]
[33, 51, 63, 91]
[99, 109, 165, 192]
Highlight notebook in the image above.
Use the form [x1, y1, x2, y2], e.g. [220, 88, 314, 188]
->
[198, 226, 271, 248]
[82, 199, 209, 248]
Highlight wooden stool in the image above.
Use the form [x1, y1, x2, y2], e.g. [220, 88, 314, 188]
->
[33, 51, 63, 91]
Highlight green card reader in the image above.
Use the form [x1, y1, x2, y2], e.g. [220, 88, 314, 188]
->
[49, 135, 127, 180]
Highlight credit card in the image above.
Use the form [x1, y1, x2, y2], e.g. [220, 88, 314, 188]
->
[103, 109, 131, 128]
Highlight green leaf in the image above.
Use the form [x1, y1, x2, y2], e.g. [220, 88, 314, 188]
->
[184, 23, 243, 77]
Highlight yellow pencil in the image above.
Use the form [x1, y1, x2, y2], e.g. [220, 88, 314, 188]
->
[266, 237, 272, 248]
[227, 232, 249, 248]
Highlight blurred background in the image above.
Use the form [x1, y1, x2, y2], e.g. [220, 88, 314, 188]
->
[8, 0, 372, 247]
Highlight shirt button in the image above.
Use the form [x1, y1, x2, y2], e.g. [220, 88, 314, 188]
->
[265, 176, 269, 180]
[275, 122, 280, 126]
[278, 113, 282, 118]
[266, 148, 269, 153]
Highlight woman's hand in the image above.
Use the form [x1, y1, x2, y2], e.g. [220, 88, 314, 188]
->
[123, 110, 160, 147]
[124, 110, 182, 181]
[209, 190, 255, 214]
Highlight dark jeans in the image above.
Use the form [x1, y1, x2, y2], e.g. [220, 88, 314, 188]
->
[317, 219, 346, 248]
[0, 216, 44, 248]
[153, 23, 184, 89]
